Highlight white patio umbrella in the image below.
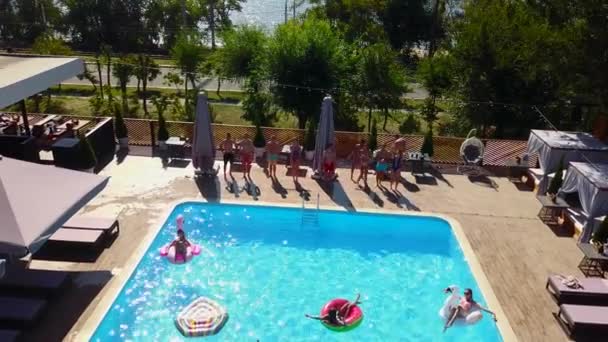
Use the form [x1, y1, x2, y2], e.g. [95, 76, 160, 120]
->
[0, 156, 109, 257]
[192, 92, 217, 175]
[312, 96, 336, 176]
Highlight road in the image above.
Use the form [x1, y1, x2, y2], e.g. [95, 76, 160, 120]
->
[63, 64, 244, 92]
[64, 64, 429, 99]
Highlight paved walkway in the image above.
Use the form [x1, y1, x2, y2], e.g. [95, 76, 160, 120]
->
[28, 156, 582, 342]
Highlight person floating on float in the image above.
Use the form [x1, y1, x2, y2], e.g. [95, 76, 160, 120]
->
[440, 286, 497, 332]
[160, 215, 201, 264]
[305, 294, 363, 332]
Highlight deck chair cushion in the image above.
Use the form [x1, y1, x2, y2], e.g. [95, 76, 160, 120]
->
[49, 228, 104, 245]
[0, 297, 46, 327]
[0, 268, 71, 297]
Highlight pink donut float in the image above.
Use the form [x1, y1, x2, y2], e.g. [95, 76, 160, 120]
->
[160, 244, 201, 264]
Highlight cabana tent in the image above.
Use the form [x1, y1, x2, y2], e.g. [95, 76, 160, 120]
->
[527, 130, 608, 193]
[559, 162, 608, 242]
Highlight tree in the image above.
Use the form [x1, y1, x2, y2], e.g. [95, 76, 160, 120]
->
[368, 118, 378, 151]
[268, 17, 348, 128]
[448, 0, 568, 138]
[31, 34, 73, 55]
[355, 43, 408, 131]
[417, 54, 452, 129]
[220, 25, 268, 79]
[421, 128, 434, 157]
[171, 31, 207, 112]
[0, 0, 62, 47]
[134, 55, 161, 118]
[199, 0, 246, 49]
[112, 55, 136, 117]
[242, 74, 277, 127]
[400, 114, 420, 134]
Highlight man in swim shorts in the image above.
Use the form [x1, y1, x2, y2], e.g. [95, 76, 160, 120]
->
[238, 134, 255, 181]
[375, 144, 391, 187]
[265, 135, 280, 179]
[290, 140, 302, 182]
[443, 288, 497, 332]
[220, 133, 235, 179]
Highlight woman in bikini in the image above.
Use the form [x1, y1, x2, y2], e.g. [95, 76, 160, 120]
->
[168, 229, 192, 259]
[357, 144, 371, 185]
[390, 150, 404, 190]
[443, 288, 497, 332]
[350, 139, 364, 181]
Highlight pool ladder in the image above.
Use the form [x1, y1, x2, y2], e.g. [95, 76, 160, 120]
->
[301, 193, 320, 227]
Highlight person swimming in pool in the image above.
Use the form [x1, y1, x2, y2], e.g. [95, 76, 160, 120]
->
[443, 288, 497, 332]
[305, 294, 361, 326]
[168, 229, 192, 258]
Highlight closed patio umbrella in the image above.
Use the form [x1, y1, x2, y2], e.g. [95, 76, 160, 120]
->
[0, 156, 109, 257]
[192, 92, 216, 175]
[312, 96, 336, 176]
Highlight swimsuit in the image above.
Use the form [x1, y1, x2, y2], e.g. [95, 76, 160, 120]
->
[459, 298, 473, 313]
[291, 147, 301, 162]
[324, 161, 336, 173]
[376, 162, 388, 172]
[223, 152, 234, 166]
[268, 153, 279, 162]
[392, 155, 402, 171]
[241, 153, 253, 165]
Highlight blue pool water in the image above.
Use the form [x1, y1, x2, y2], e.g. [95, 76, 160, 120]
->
[92, 203, 502, 341]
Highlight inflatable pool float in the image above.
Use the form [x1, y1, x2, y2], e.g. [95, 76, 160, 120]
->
[320, 298, 363, 332]
[439, 285, 483, 325]
[175, 297, 228, 337]
[160, 244, 201, 264]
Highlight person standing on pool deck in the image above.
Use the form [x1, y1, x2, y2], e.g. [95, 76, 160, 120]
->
[357, 143, 371, 185]
[349, 139, 364, 182]
[393, 134, 407, 154]
[390, 149, 404, 190]
[220, 133, 235, 179]
[238, 134, 255, 181]
[266, 135, 280, 179]
[375, 144, 390, 187]
[443, 288, 497, 333]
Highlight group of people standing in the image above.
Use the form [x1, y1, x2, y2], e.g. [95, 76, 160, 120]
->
[350, 135, 407, 190]
[219, 132, 409, 190]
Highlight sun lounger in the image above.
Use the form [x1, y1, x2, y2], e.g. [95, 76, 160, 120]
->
[0, 268, 71, 298]
[48, 228, 104, 247]
[62, 215, 120, 239]
[0, 297, 47, 328]
[0, 329, 21, 342]
[555, 304, 608, 340]
[546, 275, 608, 306]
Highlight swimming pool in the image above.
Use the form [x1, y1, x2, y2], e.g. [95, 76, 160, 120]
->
[91, 202, 503, 341]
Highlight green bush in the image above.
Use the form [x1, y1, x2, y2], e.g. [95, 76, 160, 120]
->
[593, 217, 608, 244]
[78, 135, 97, 169]
[399, 113, 420, 134]
[421, 128, 434, 157]
[368, 118, 378, 151]
[114, 110, 128, 139]
[253, 124, 265, 148]
[304, 120, 316, 151]
[157, 112, 169, 142]
[547, 159, 565, 195]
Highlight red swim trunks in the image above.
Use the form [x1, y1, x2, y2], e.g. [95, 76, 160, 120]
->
[241, 153, 253, 166]
[324, 161, 336, 173]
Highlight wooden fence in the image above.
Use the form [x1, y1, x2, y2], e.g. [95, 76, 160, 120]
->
[12, 113, 536, 166]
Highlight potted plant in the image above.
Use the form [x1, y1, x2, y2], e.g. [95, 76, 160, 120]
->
[115, 110, 129, 149]
[592, 217, 608, 254]
[253, 124, 266, 158]
[157, 112, 170, 150]
[421, 128, 434, 159]
[304, 120, 316, 160]
[78, 135, 97, 173]
[547, 159, 565, 202]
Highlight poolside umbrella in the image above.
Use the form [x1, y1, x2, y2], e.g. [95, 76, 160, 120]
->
[192, 92, 216, 174]
[312, 96, 336, 177]
[0, 156, 109, 258]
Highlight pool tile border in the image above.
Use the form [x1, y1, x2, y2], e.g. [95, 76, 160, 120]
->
[77, 199, 518, 342]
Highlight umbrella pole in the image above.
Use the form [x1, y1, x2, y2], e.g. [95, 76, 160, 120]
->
[20, 100, 31, 136]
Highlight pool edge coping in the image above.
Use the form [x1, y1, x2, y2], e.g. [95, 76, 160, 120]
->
[76, 198, 518, 342]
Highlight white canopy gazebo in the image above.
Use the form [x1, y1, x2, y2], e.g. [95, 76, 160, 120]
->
[559, 162, 608, 242]
[0, 56, 84, 134]
[527, 130, 608, 193]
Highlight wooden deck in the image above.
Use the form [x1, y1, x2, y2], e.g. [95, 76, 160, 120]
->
[26, 156, 583, 342]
